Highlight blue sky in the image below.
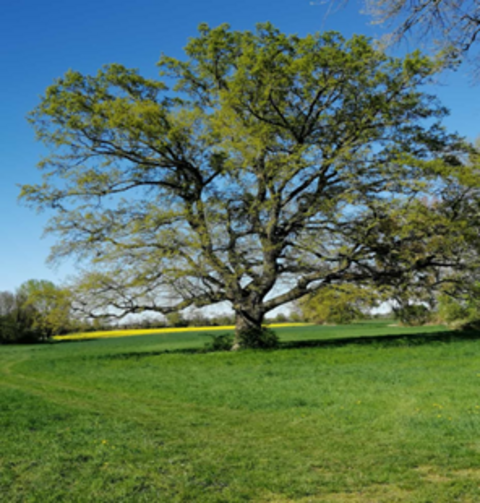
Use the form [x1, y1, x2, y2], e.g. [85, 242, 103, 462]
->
[1, 0, 479, 292]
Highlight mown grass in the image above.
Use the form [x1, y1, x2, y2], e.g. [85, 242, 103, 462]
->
[2, 321, 480, 501]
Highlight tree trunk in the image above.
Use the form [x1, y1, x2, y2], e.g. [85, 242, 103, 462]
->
[232, 306, 264, 350]
[232, 303, 279, 350]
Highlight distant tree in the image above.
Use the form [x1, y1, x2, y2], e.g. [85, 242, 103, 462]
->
[298, 284, 379, 324]
[0, 288, 40, 343]
[22, 23, 478, 349]
[273, 313, 288, 323]
[165, 312, 188, 328]
[289, 310, 304, 324]
[0, 291, 20, 343]
[393, 302, 433, 326]
[18, 280, 73, 336]
[210, 315, 235, 327]
[185, 308, 211, 327]
[0, 291, 16, 317]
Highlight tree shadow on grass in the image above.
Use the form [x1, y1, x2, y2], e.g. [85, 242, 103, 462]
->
[102, 348, 201, 359]
[55, 341, 202, 358]
[279, 329, 480, 350]
[49, 328, 480, 358]
[49, 338, 100, 344]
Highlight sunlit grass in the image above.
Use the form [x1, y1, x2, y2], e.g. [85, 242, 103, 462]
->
[4, 321, 480, 501]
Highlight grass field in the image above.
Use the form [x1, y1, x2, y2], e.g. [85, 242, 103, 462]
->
[3, 321, 480, 502]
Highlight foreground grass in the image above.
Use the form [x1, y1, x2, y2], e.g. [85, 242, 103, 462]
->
[2, 322, 480, 501]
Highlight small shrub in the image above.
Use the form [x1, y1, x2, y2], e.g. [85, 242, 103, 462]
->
[203, 333, 234, 352]
[237, 327, 279, 350]
[456, 320, 480, 331]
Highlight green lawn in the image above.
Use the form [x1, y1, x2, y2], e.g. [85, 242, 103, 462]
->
[2, 321, 480, 502]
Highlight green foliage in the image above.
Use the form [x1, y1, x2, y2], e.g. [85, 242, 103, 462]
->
[0, 315, 16, 342]
[237, 327, 279, 349]
[437, 294, 474, 325]
[210, 314, 236, 326]
[0, 314, 43, 344]
[165, 312, 188, 327]
[456, 319, 480, 331]
[202, 332, 234, 351]
[21, 23, 478, 348]
[273, 313, 288, 323]
[436, 286, 480, 329]
[0, 289, 42, 344]
[18, 279, 73, 336]
[299, 284, 379, 324]
[394, 304, 433, 326]
[0, 312, 41, 344]
[0, 280, 73, 344]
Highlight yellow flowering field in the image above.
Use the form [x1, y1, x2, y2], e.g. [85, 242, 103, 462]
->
[53, 323, 311, 341]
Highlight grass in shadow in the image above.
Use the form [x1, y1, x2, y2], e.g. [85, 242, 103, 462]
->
[280, 329, 480, 350]
[96, 348, 202, 360]
[85, 328, 480, 361]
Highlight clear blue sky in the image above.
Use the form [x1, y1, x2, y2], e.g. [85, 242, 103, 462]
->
[1, 0, 479, 292]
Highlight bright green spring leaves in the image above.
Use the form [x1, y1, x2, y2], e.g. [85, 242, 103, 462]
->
[20, 23, 478, 324]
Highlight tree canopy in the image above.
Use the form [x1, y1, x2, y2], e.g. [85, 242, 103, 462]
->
[21, 23, 479, 348]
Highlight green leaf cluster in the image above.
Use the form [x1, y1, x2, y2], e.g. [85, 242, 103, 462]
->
[20, 23, 479, 343]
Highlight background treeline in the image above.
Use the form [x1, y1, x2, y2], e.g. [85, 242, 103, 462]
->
[0, 280, 77, 344]
[297, 284, 480, 328]
[0, 279, 305, 344]
[115, 311, 304, 331]
[3, 279, 480, 344]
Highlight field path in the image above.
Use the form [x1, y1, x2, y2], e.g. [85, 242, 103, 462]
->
[0, 349, 285, 436]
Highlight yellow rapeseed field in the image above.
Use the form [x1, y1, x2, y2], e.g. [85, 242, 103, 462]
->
[53, 323, 310, 341]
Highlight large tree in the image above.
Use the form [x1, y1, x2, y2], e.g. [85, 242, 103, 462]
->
[22, 24, 477, 348]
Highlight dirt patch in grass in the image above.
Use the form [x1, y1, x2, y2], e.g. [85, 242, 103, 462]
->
[262, 484, 412, 502]
[414, 465, 451, 483]
[452, 468, 480, 480]
[415, 465, 480, 484]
